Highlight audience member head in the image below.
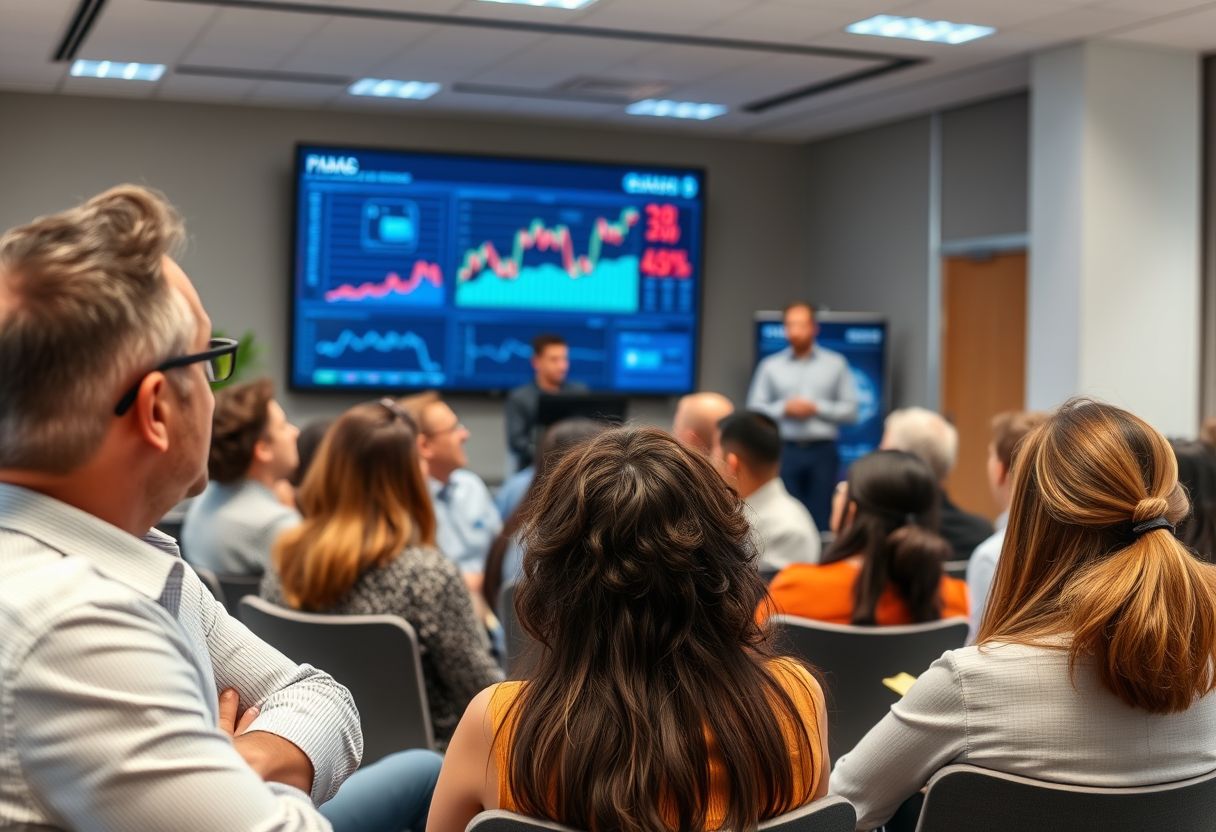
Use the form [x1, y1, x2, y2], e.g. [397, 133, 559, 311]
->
[672, 391, 734, 454]
[482, 417, 607, 608]
[881, 407, 958, 483]
[531, 333, 570, 392]
[1201, 417, 1216, 450]
[289, 418, 333, 489]
[987, 410, 1049, 512]
[507, 427, 818, 832]
[401, 390, 468, 483]
[782, 301, 817, 355]
[981, 399, 1216, 714]
[207, 378, 299, 488]
[713, 410, 782, 499]
[1173, 439, 1216, 563]
[823, 450, 951, 625]
[0, 185, 215, 533]
[274, 399, 435, 611]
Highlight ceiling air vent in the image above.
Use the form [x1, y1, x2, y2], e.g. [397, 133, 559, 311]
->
[552, 76, 670, 103]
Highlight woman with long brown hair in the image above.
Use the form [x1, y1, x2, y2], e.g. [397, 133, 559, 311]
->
[428, 427, 830, 832]
[831, 400, 1216, 830]
[764, 450, 967, 626]
[260, 399, 502, 744]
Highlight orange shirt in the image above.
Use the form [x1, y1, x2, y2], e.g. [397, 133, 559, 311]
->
[487, 659, 827, 829]
[762, 559, 969, 625]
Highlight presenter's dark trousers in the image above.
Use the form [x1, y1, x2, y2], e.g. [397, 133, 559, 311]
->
[781, 439, 839, 532]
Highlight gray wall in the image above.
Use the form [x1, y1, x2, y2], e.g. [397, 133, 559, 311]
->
[803, 116, 934, 408]
[942, 94, 1029, 242]
[0, 91, 811, 480]
[801, 93, 1029, 409]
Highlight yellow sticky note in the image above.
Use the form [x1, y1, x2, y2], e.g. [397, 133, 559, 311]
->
[883, 672, 918, 697]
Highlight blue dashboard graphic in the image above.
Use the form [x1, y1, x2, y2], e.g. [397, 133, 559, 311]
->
[292, 145, 704, 394]
[754, 314, 888, 476]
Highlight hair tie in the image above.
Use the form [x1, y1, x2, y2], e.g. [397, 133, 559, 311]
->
[1132, 517, 1175, 537]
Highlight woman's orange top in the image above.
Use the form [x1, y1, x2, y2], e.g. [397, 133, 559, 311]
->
[487, 658, 827, 829]
[762, 559, 970, 625]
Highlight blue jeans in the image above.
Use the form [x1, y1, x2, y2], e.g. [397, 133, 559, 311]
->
[321, 749, 443, 832]
[780, 440, 839, 532]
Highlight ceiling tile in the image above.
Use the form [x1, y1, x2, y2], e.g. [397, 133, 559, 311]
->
[464, 34, 651, 87]
[577, 0, 761, 35]
[182, 8, 327, 70]
[369, 26, 546, 80]
[895, 0, 1083, 29]
[77, 0, 216, 65]
[668, 53, 879, 106]
[599, 43, 759, 86]
[276, 18, 436, 76]
[699, 2, 884, 43]
[1108, 5, 1216, 49]
[1011, 6, 1148, 38]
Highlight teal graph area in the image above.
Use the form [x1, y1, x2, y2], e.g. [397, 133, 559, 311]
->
[457, 255, 640, 313]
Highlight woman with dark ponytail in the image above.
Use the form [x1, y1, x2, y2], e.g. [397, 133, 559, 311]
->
[764, 450, 968, 625]
[831, 400, 1216, 830]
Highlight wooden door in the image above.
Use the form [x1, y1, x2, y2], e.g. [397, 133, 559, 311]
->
[941, 251, 1027, 520]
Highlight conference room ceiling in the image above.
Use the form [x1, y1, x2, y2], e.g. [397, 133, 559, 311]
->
[4, 0, 1216, 142]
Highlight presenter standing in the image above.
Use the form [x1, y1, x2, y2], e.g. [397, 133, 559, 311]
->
[747, 302, 858, 530]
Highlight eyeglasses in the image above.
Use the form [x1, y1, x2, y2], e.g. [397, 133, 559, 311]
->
[114, 337, 239, 416]
[423, 418, 465, 438]
[378, 397, 418, 431]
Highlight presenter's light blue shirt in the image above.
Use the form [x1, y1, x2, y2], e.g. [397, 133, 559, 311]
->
[747, 346, 859, 442]
[430, 470, 503, 574]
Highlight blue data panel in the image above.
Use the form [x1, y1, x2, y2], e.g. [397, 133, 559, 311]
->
[291, 145, 704, 394]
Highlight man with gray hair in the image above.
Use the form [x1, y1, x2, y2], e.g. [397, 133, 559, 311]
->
[881, 406, 993, 560]
[0, 186, 360, 828]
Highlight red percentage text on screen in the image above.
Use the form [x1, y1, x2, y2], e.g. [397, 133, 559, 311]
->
[641, 248, 692, 279]
[644, 204, 681, 244]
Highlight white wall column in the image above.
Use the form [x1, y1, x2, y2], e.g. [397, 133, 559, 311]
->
[1029, 41, 1201, 436]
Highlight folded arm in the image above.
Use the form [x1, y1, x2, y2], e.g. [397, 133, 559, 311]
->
[13, 601, 334, 830]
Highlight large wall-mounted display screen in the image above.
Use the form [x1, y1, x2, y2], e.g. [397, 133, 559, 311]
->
[291, 144, 704, 394]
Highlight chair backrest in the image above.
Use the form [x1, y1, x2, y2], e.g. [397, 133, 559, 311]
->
[217, 573, 262, 617]
[769, 615, 968, 760]
[193, 566, 226, 608]
[916, 764, 1216, 832]
[942, 559, 969, 580]
[466, 797, 855, 832]
[498, 580, 541, 680]
[238, 596, 434, 763]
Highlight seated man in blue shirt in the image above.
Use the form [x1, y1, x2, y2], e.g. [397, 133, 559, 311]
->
[182, 378, 301, 575]
[403, 392, 502, 596]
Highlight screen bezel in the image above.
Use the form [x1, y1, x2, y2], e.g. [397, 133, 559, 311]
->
[287, 141, 708, 398]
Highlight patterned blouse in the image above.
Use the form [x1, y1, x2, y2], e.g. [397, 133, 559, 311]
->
[260, 544, 503, 744]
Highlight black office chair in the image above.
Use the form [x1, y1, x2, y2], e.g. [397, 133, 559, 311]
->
[239, 596, 435, 764]
[466, 796, 856, 832]
[769, 615, 968, 760]
[916, 764, 1216, 831]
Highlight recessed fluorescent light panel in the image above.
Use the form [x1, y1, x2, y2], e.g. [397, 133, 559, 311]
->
[348, 79, 441, 100]
[626, 99, 728, 121]
[477, 0, 598, 8]
[70, 60, 166, 81]
[846, 15, 995, 45]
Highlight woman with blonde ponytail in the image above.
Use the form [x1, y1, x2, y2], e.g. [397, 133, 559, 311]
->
[831, 399, 1216, 830]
